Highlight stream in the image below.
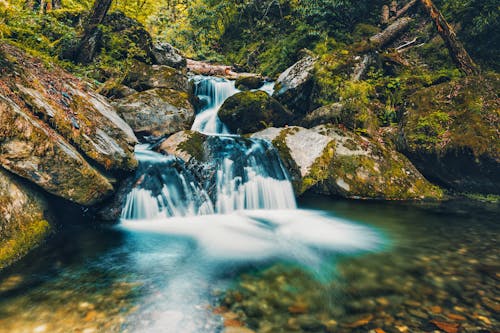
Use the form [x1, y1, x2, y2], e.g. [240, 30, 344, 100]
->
[0, 76, 498, 333]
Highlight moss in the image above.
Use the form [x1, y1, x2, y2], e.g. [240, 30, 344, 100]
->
[178, 131, 206, 162]
[0, 219, 50, 270]
[270, 128, 302, 193]
[300, 141, 336, 195]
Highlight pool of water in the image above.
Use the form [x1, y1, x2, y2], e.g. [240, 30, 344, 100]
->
[0, 197, 498, 333]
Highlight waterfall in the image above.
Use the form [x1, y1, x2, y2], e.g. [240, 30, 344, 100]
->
[121, 145, 214, 220]
[121, 76, 295, 221]
[190, 76, 238, 135]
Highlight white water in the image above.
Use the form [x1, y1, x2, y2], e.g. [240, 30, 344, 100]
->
[119, 76, 384, 333]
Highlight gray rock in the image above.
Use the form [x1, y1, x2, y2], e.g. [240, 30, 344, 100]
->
[123, 61, 188, 92]
[152, 42, 187, 69]
[252, 125, 443, 199]
[273, 55, 317, 114]
[113, 88, 195, 137]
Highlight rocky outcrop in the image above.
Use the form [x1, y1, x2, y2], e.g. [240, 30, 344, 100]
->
[123, 61, 188, 92]
[0, 168, 51, 269]
[273, 55, 317, 115]
[399, 75, 500, 194]
[252, 126, 443, 200]
[218, 91, 292, 134]
[113, 88, 195, 137]
[152, 42, 187, 69]
[0, 43, 138, 205]
[97, 78, 137, 100]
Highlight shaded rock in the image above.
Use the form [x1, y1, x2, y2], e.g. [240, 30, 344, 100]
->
[273, 54, 317, 115]
[0, 168, 51, 269]
[0, 95, 113, 205]
[235, 76, 265, 90]
[123, 61, 188, 92]
[252, 125, 443, 199]
[113, 88, 195, 137]
[101, 11, 156, 63]
[158, 131, 198, 162]
[300, 103, 343, 127]
[399, 74, 500, 194]
[97, 78, 137, 100]
[0, 43, 138, 174]
[219, 91, 292, 134]
[152, 42, 187, 69]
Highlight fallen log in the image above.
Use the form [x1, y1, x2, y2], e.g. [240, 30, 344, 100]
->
[369, 16, 414, 49]
[389, 0, 418, 22]
[186, 59, 259, 79]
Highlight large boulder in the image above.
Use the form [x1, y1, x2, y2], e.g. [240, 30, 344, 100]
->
[218, 91, 292, 134]
[0, 43, 137, 174]
[123, 61, 188, 92]
[152, 42, 187, 69]
[113, 88, 195, 137]
[273, 55, 317, 115]
[0, 43, 138, 205]
[399, 75, 500, 194]
[300, 103, 343, 128]
[0, 95, 113, 205]
[252, 126, 443, 200]
[0, 168, 51, 269]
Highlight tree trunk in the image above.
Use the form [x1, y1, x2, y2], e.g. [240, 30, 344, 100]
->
[419, 0, 479, 75]
[74, 0, 113, 64]
[369, 16, 413, 49]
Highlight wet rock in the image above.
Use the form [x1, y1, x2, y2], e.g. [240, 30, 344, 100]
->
[399, 74, 500, 194]
[123, 61, 188, 92]
[252, 125, 443, 199]
[0, 168, 51, 269]
[218, 91, 292, 134]
[273, 54, 317, 115]
[235, 76, 265, 91]
[113, 88, 194, 137]
[152, 42, 187, 69]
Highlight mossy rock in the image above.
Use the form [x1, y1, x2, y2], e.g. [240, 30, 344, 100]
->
[253, 126, 443, 200]
[0, 168, 51, 269]
[123, 61, 188, 92]
[400, 74, 500, 194]
[235, 76, 265, 90]
[0, 94, 113, 206]
[0, 43, 138, 174]
[113, 88, 195, 137]
[219, 91, 292, 134]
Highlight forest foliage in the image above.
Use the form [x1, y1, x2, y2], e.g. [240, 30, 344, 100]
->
[0, 0, 498, 77]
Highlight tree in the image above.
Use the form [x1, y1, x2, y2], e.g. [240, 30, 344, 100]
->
[419, 0, 479, 75]
[74, 0, 113, 64]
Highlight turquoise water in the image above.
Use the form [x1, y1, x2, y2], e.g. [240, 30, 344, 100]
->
[0, 197, 498, 333]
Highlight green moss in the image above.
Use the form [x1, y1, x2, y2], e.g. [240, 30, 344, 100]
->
[0, 219, 50, 269]
[178, 131, 206, 162]
[300, 141, 336, 195]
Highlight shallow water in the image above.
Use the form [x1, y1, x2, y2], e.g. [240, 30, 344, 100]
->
[0, 198, 498, 333]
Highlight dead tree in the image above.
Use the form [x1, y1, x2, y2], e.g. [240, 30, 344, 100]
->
[419, 0, 479, 75]
[74, 0, 113, 64]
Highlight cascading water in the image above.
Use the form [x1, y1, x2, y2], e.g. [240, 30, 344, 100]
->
[122, 75, 292, 220]
[121, 145, 214, 220]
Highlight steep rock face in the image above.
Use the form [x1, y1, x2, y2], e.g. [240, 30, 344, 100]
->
[273, 55, 317, 115]
[252, 126, 442, 200]
[0, 43, 137, 174]
[400, 75, 500, 194]
[0, 168, 51, 269]
[218, 91, 292, 134]
[152, 42, 187, 69]
[123, 61, 188, 92]
[0, 95, 114, 205]
[113, 88, 195, 137]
